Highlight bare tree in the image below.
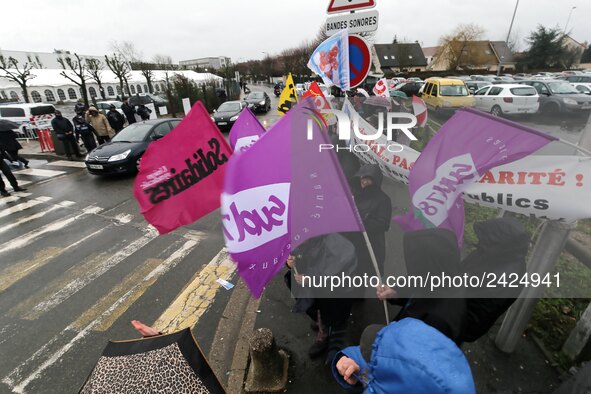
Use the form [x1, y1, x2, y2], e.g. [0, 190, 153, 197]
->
[133, 61, 155, 94]
[57, 53, 90, 106]
[0, 56, 36, 102]
[153, 54, 176, 116]
[110, 40, 142, 64]
[105, 54, 131, 97]
[86, 58, 106, 99]
[437, 24, 486, 70]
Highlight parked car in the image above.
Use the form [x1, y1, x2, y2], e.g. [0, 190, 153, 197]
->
[244, 91, 271, 113]
[295, 83, 305, 96]
[393, 81, 425, 97]
[96, 100, 124, 116]
[406, 77, 423, 82]
[517, 79, 591, 114]
[465, 81, 491, 94]
[421, 78, 475, 111]
[561, 70, 584, 76]
[473, 84, 539, 116]
[129, 93, 168, 109]
[0, 103, 55, 138]
[571, 83, 591, 95]
[446, 75, 472, 81]
[85, 118, 182, 175]
[211, 100, 248, 131]
[563, 75, 591, 83]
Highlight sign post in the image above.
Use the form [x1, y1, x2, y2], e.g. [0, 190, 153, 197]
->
[348, 35, 372, 88]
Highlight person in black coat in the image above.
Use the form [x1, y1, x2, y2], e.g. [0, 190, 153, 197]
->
[0, 129, 29, 168]
[106, 105, 125, 133]
[51, 110, 81, 160]
[72, 114, 97, 153]
[136, 104, 152, 121]
[0, 147, 26, 196]
[350, 164, 392, 277]
[459, 217, 529, 343]
[120, 97, 136, 124]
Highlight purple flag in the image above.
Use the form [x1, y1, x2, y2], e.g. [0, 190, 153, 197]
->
[394, 107, 555, 244]
[228, 107, 265, 153]
[221, 98, 364, 297]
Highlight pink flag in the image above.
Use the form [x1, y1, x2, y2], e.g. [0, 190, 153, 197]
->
[228, 107, 265, 153]
[412, 96, 428, 127]
[133, 101, 233, 234]
[221, 98, 364, 297]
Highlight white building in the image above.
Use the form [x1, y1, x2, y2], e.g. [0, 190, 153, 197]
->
[179, 56, 231, 70]
[0, 49, 104, 70]
[0, 69, 223, 103]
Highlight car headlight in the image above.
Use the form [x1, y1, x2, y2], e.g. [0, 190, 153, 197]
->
[259, 100, 266, 105]
[211, 116, 215, 122]
[564, 98, 577, 105]
[108, 149, 131, 162]
[85, 153, 89, 161]
[230, 115, 239, 121]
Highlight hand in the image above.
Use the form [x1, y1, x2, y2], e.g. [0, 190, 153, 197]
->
[294, 273, 303, 285]
[336, 356, 360, 385]
[376, 284, 397, 301]
[286, 255, 296, 269]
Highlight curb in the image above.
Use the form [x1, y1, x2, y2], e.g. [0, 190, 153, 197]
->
[20, 152, 85, 162]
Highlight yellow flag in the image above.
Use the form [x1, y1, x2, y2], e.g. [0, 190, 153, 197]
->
[277, 73, 298, 116]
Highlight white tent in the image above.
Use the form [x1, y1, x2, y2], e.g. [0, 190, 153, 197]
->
[0, 68, 223, 103]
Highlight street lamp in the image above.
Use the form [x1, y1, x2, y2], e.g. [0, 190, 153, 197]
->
[497, 0, 520, 76]
[564, 6, 577, 34]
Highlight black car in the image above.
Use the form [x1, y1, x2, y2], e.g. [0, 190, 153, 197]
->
[517, 80, 591, 114]
[85, 118, 181, 175]
[393, 81, 425, 97]
[244, 91, 271, 113]
[129, 94, 168, 109]
[211, 100, 248, 131]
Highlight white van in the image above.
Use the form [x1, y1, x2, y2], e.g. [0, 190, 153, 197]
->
[0, 103, 56, 138]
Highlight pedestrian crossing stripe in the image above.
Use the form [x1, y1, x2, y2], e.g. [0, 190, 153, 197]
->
[14, 168, 66, 178]
[45, 160, 87, 168]
[0, 196, 53, 219]
[0, 193, 32, 207]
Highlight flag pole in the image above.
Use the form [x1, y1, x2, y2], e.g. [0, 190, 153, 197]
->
[362, 231, 390, 324]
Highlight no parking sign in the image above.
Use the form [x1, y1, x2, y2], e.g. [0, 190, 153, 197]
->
[348, 35, 372, 88]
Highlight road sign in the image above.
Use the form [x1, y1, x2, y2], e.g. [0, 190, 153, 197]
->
[327, 0, 376, 14]
[348, 35, 372, 88]
[325, 10, 379, 36]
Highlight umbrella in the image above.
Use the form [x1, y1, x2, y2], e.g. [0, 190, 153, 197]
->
[0, 119, 19, 132]
[80, 328, 225, 393]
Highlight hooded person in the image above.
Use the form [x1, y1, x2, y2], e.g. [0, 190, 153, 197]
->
[331, 318, 476, 394]
[0, 128, 28, 168]
[106, 105, 126, 133]
[460, 217, 529, 343]
[51, 110, 82, 160]
[137, 103, 152, 121]
[378, 228, 467, 345]
[348, 164, 392, 279]
[85, 106, 115, 145]
[285, 233, 358, 363]
[121, 97, 137, 124]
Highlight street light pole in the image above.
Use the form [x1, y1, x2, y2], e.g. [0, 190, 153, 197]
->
[564, 6, 576, 34]
[497, 0, 520, 76]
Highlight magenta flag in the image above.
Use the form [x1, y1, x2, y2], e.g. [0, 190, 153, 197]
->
[394, 107, 555, 244]
[221, 98, 364, 297]
[228, 107, 265, 153]
[133, 101, 233, 234]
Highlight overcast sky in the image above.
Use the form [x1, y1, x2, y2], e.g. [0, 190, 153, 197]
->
[2, 0, 588, 63]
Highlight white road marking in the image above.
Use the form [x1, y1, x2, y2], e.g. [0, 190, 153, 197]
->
[29, 226, 159, 315]
[10, 180, 31, 188]
[45, 160, 87, 168]
[114, 213, 133, 224]
[0, 193, 32, 207]
[14, 168, 66, 178]
[58, 200, 75, 207]
[3, 238, 202, 393]
[0, 197, 53, 219]
[0, 206, 61, 235]
[0, 206, 102, 255]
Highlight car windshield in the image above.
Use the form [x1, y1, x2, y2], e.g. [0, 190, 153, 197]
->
[248, 92, 264, 99]
[103, 102, 121, 109]
[30, 105, 55, 116]
[548, 82, 580, 94]
[440, 85, 468, 96]
[149, 95, 166, 103]
[112, 123, 153, 142]
[218, 102, 240, 112]
[510, 87, 537, 96]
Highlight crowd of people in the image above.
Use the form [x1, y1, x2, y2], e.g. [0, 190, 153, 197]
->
[50, 97, 152, 160]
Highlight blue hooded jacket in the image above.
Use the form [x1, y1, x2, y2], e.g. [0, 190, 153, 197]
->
[332, 318, 476, 393]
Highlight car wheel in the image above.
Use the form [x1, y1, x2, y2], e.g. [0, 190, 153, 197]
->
[543, 102, 560, 116]
[490, 105, 502, 117]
